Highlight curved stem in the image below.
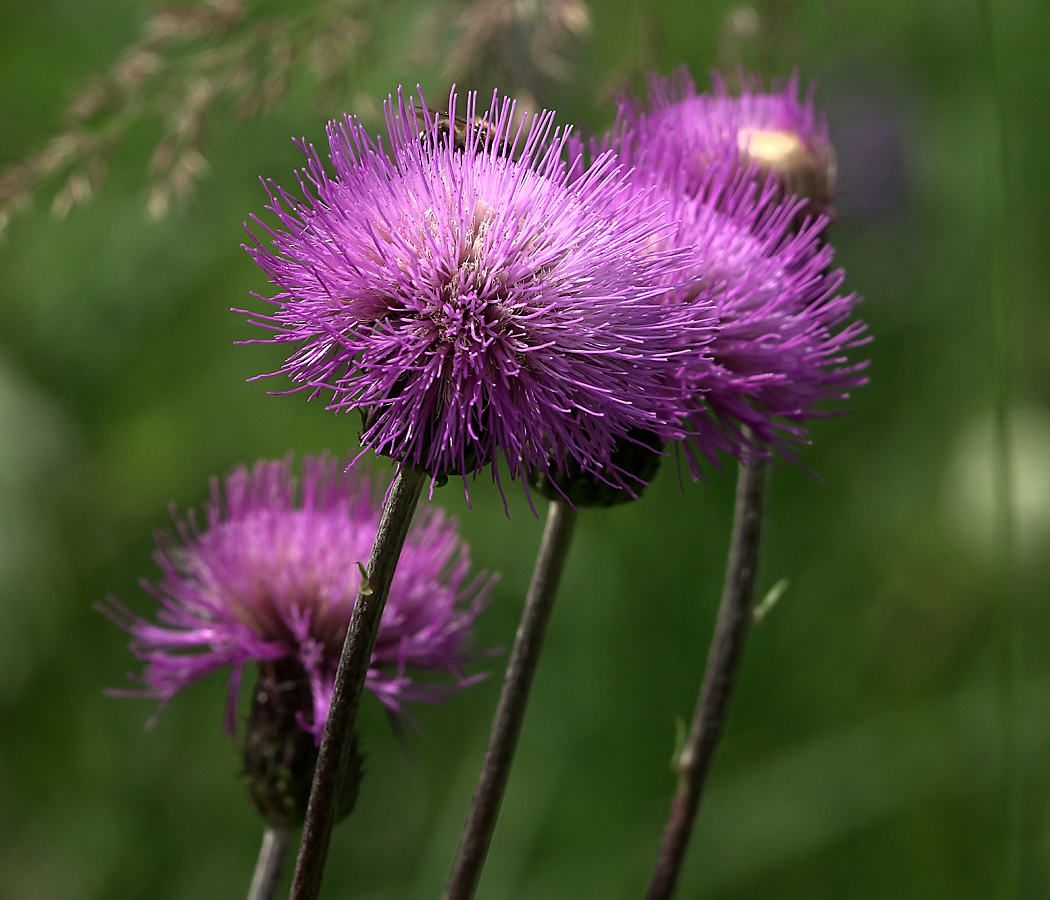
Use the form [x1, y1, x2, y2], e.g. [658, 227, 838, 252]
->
[442, 497, 578, 900]
[247, 825, 292, 900]
[289, 465, 426, 900]
[645, 456, 769, 900]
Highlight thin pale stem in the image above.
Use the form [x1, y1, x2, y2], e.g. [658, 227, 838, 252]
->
[289, 465, 426, 900]
[645, 456, 769, 900]
[442, 497, 578, 900]
[247, 825, 292, 900]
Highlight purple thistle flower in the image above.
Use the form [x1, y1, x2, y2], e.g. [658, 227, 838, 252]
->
[667, 177, 869, 464]
[241, 88, 714, 501]
[570, 72, 868, 465]
[613, 66, 837, 219]
[103, 454, 496, 744]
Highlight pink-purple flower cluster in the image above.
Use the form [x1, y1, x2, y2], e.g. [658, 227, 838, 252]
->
[244, 89, 715, 498]
[613, 66, 837, 217]
[104, 455, 495, 744]
[101, 66, 872, 837]
[568, 68, 869, 465]
[243, 77, 867, 487]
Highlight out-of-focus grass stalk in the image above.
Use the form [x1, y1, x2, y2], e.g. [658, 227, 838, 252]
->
[977, 0, 1020, 896]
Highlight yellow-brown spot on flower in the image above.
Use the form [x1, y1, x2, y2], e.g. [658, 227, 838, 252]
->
[737, 127, 835, 206]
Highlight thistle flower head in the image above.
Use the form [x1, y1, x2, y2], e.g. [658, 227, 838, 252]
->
[668, 178, 868, 464]
[103, 454, 495, 743]
[614, 66, 836, 214]
[243, 87, 714, 501]
[571, 89, 867, 466]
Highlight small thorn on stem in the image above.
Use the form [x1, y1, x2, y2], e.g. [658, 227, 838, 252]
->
[357, 561, 373, 596]
[752, 577, 789, 625]
[289, 465, 425, 900]
[644, 454, 769, 900]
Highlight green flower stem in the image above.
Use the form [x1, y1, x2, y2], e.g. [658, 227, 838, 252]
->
[246, 825, 291, 900]
[645, 455, 769, 900]
[442, 497, 578, 900]
[289, 464, 427, 900]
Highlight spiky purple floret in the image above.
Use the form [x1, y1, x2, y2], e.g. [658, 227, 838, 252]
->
[103, 455, 496, 743]
[611, 66, 835, 215]
[242, 87, 714, 499]
[569, 120, 867, 466]
[670, 176, 867, 465]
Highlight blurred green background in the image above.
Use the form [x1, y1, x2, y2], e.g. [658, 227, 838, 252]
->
[1, 0, 1049, 897]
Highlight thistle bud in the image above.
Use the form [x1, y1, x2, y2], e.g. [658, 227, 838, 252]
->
[614, 66, 839, 218]
[102, 454, 495, 826]
[531, 429, 665, 508]
[242, 658, 364, 828]
[738, 125, 836, 210]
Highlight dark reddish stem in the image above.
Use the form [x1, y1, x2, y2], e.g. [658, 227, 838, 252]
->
[645, 455, 769, 900]
[442, 497, 578, 900]
[289, 465, 426, 900]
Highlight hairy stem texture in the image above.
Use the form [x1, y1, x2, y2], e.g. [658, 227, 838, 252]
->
[645, 456, 769, 900]
[442, 497, 578, 900]
[289, 465, 426, 900]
